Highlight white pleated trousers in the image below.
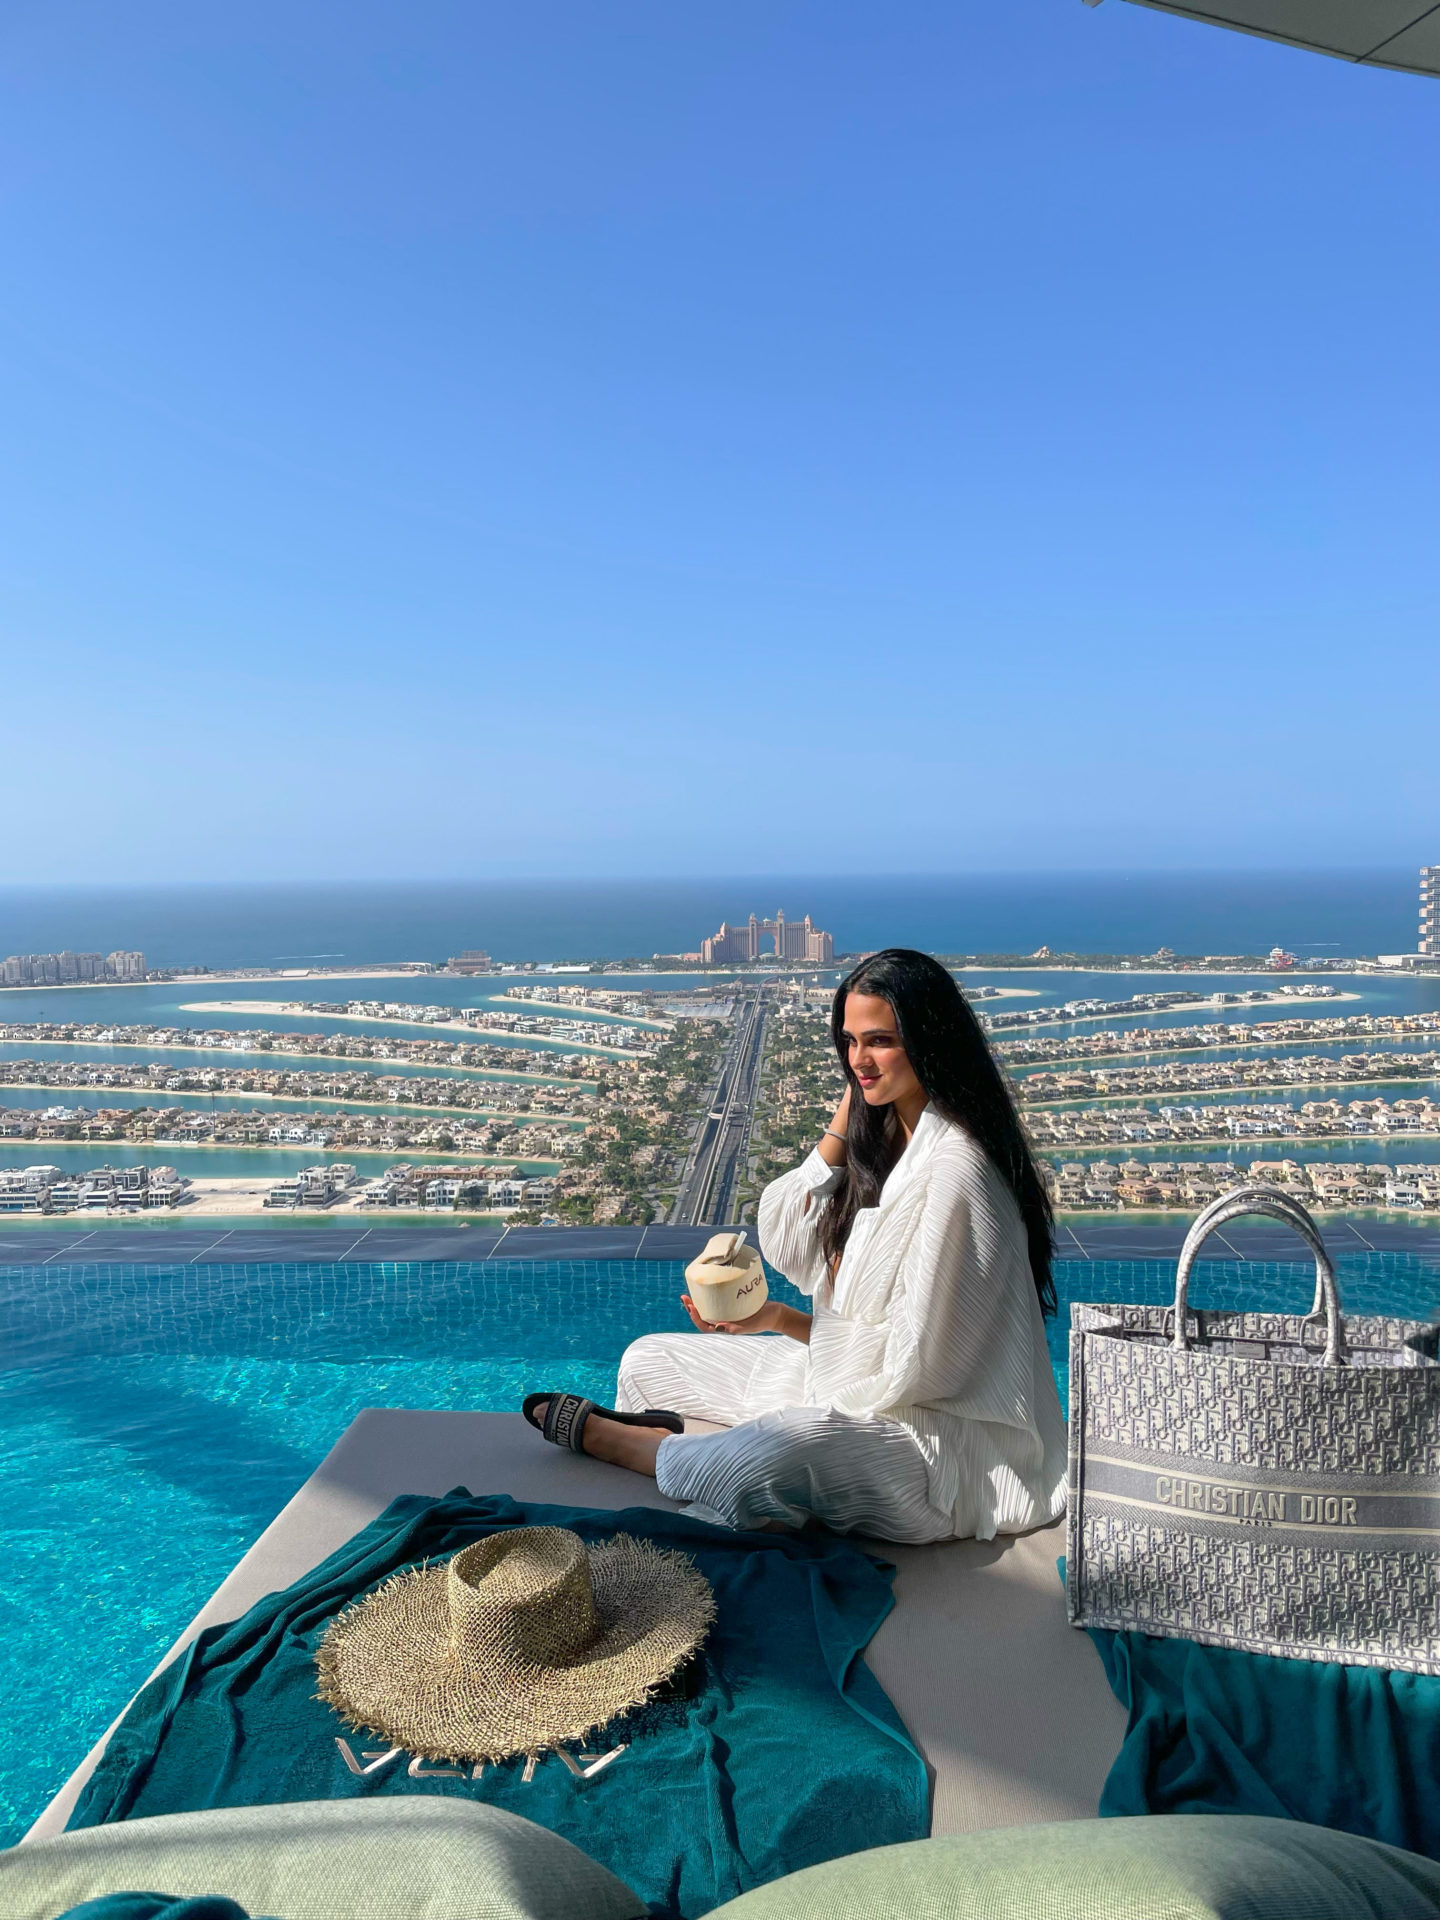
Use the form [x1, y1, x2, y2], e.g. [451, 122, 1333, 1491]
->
[615, 1333, 956, 1545]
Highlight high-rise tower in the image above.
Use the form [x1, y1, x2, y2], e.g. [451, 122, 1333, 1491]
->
[1421, 867, 1440, 956]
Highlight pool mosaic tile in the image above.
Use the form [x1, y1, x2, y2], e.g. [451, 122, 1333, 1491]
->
[2, 1250, 1438, 1842]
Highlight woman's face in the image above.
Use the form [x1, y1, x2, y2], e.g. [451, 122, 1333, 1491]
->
[841, 992, 924, 1111]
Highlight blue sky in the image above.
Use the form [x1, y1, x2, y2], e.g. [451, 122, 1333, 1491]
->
[2, 2, 1436, 882]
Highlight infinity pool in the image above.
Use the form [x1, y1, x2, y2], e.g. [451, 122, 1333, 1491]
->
[2, 1251, 1438, 1843]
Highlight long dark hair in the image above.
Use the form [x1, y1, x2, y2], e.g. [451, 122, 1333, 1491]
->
[819, 947, 1055, 1316]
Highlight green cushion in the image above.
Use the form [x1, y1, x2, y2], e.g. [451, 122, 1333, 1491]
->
[0, 1800, 646, 1920]
[705, 1816, 1440, 1919]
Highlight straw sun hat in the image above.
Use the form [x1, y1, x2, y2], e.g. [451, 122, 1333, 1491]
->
[316, 1526, 715, 1764]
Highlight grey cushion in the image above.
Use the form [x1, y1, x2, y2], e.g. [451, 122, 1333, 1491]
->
[705, 1815, 1440, 1919]
[0, 1800, 646, 1920]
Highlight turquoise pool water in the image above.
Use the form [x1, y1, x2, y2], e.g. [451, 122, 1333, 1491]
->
[3, 1251, 1438, 1843]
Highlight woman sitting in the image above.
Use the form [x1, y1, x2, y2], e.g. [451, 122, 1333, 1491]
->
[525, 947, 1067, 1544]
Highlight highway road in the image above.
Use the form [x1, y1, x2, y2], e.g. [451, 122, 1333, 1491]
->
[671, 987, 771, 1226]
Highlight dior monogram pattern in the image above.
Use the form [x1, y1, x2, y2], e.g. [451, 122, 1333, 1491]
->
[1068, 1302, 1440, 1674]
[1076, 1507, 1440, 1672]
[1073, 1302, 1439, 1370]
[1071, 1311, 1440, 1477]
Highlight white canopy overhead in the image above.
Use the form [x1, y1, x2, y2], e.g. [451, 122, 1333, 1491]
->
[1112, 1, 1440, 77]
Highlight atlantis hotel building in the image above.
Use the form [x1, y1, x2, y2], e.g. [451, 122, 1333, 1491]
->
[701, 911, 835, 966]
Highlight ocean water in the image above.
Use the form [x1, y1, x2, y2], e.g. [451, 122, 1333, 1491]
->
[2, 1249, 1438, 1843]
[0, 871, 1424, 971]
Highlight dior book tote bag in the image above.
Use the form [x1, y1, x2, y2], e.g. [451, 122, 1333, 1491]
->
[1066, 1184, 1440, 1674]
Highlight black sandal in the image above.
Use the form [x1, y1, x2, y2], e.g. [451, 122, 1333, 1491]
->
[521, 1392, 685, 1452]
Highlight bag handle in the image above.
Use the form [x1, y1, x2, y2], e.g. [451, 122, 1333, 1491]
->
[1172, 1183, 1345, 1366]
[1183, 1185, 1327, 1318]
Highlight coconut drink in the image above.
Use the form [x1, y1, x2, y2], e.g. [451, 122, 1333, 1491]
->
[684, 1231, 769, 1323]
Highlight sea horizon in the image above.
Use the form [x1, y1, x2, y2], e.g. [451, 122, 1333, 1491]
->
[0, 868, 1424, 971]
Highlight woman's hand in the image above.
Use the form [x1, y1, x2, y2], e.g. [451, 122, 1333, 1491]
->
[680, 1296, 811, 1343]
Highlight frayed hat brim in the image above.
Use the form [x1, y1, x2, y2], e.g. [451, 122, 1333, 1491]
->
[315, 1532, 714, 1765]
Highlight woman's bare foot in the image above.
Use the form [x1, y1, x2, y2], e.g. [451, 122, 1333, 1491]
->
[528, 1400, 674, 1477]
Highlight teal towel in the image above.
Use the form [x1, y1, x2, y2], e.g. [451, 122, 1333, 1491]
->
[69, 1493, 927, 1919]
[1090, 1625, 1440, 1859]
[59, 1901, 254, 1920]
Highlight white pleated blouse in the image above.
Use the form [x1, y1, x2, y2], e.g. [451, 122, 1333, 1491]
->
[756, 1106, 1068, 1541]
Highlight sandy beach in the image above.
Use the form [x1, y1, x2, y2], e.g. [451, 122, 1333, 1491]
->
[965, 968, 1366, 988]
[1, 1176, 1427, 1226]
[0, 967, 444, 996]
[34, 1177, 518, 1220]
[1002, 989, 1359, 1031]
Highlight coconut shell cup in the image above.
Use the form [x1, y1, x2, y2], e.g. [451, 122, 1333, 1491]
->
[684, 1231, 770, 1323]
